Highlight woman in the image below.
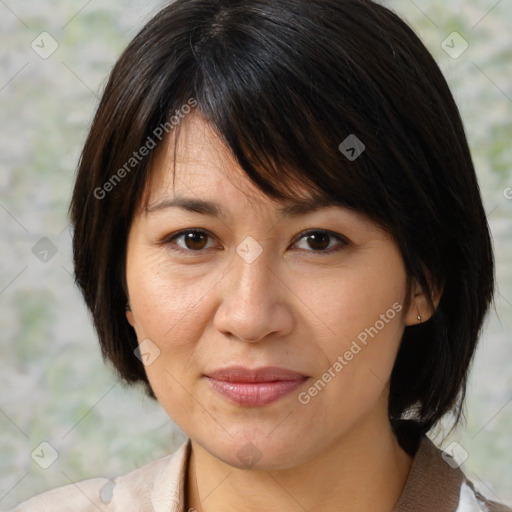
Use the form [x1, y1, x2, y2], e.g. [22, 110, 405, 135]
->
[10, 0, 511, 510]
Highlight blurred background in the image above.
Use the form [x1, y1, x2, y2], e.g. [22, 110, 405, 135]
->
[0, 0, 511, 508]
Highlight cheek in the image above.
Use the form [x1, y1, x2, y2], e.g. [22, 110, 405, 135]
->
[126, 256, 209, 420]
[126, 254, 223, 416]
[127, 253, 216, 344]
[309, 263, 406, 348]
[307, 258, 407, 400]
[302, 304, 405, 436]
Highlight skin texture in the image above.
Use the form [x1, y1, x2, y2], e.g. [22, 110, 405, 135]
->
[125, 115, 438, 512]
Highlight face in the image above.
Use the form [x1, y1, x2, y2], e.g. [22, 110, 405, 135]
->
[125, 115, 422, 470]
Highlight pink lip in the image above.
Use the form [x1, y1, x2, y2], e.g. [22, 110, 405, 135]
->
[204, 366, 308, 406]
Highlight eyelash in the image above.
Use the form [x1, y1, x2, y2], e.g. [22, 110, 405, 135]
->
[159, 229, 350, 255]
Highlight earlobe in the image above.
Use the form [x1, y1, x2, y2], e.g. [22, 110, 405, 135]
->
[125, 303, 135, 327]
[405, 279, 443, 326]
[405, 290, 429, 325]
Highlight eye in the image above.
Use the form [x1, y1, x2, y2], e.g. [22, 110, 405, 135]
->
[160, 228, 349, 254]
[292, 229, 349, 253]
[163, 229, 218, 252]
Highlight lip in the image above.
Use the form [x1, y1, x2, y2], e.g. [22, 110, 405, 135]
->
[204, 366, 308, 406]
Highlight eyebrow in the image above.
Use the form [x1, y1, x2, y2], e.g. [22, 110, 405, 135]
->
[145, 195, 341, 218]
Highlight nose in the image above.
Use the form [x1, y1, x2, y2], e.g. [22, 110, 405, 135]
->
[213, 246, 295, 343]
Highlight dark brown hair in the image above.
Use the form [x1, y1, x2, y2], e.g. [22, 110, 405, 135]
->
[70, 0, 494, 438]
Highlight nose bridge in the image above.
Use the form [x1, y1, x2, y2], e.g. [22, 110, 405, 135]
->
[213, 238, 293, 342]
[230, 240, 276, 310]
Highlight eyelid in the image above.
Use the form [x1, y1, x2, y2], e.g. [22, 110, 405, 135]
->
[158, 228, 220, 252]
[291, 229, 350, 252]
[159, 228, 350, 254]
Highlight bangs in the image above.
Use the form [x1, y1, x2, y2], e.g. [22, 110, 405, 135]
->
[149, 2, 404, 231]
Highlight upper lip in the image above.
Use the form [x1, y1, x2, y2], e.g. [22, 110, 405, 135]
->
[205, 366, 307, 382]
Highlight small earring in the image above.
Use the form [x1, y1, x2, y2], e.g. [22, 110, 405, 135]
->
[125, 302, 131, 311]
[417, 314, 422, 323]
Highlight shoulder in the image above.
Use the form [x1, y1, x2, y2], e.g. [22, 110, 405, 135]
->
[8, 439, 190, 512]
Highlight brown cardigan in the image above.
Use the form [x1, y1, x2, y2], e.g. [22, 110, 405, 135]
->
[394, 433, 511, 511]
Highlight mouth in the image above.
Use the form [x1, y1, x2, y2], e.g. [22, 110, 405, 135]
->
[204, 366, 309, 406]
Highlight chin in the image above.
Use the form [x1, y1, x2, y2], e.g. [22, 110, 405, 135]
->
[196, 429, 316, 471]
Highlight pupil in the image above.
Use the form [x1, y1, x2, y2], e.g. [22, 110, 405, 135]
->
[186, 232, 207, 250]
[308, 233, 329, 250]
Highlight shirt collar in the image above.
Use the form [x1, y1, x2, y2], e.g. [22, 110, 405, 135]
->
[148, 435, 464, 512]
[151, 438, 191, 512]
[393, 435, 464, 512]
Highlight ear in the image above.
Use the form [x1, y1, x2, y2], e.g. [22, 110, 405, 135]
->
[125, 303, 135, 328]
[405, 278, 443, 326]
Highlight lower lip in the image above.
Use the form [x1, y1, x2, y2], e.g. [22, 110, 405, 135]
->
[205, 377, 307, 406]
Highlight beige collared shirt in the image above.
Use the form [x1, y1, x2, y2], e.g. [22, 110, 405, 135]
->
[9, 436, 511, 512]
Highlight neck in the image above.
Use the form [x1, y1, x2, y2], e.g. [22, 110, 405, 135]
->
[185, 416, 413, 512]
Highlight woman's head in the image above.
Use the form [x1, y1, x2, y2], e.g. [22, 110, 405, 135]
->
[70, 0, 494, 457]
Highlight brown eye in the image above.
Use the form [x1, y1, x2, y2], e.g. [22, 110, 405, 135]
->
[294, 230, 348, 253]
[166, 230, 215, 252]
[305, 232, 330, 251]
[183, 231, 209, 250]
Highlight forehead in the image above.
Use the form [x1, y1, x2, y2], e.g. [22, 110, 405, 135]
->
[144, 113, 320, 208]
[140, 116, 388, 239]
